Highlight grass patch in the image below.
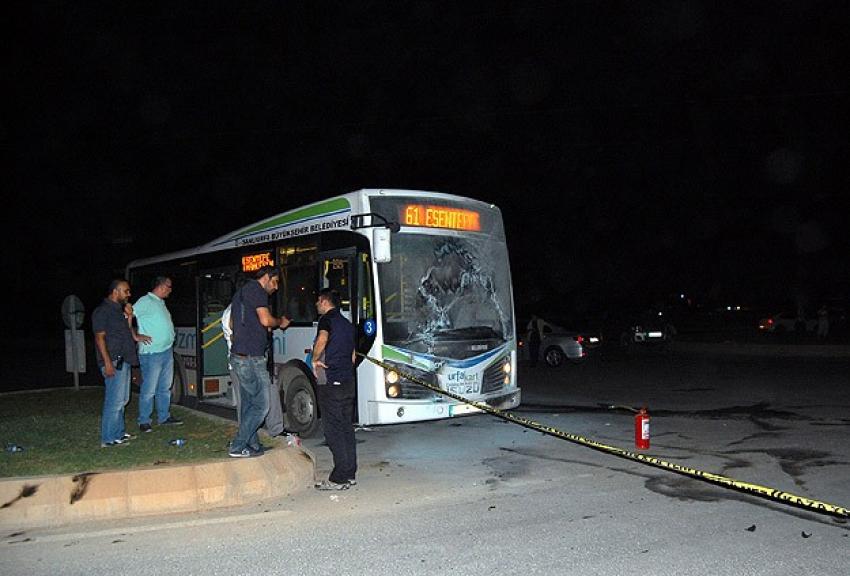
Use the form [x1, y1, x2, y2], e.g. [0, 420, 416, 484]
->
[0, 387, 273, 478]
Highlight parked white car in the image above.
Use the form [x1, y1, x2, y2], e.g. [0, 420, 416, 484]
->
[540, 324, 587, 367]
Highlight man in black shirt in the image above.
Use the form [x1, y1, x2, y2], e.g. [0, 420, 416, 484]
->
[92, 279, 142, 447]
[311, 288, 357, 490]
[228, 266, 290, 458]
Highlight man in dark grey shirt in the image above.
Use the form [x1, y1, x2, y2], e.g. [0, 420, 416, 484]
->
[228, 266, 290, 458]
[92, 279, 140, 447]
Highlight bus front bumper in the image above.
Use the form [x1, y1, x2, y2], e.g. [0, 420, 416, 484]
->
[365, 389, 521, 425]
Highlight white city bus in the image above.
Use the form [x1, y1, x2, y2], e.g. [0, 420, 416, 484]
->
[126, 189, 519, 437]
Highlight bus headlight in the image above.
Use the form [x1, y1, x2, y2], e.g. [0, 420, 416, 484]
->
[385, 369, 400, 398]
[383, 361, 437, 400]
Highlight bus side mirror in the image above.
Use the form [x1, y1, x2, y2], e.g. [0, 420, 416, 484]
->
[373, 228, 392, 263]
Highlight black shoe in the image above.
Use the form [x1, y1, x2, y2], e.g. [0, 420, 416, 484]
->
[161, 416, 183, 426]
[228, 448, 259, 458]
[248, 444, 267, 456]
[315, 480, 350, 491]
[139, 423, 152, 433]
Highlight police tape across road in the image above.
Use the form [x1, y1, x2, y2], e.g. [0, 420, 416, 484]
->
[359, 353, 849, 521]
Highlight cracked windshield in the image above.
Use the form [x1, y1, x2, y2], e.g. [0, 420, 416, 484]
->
[380, 232, 514, 359]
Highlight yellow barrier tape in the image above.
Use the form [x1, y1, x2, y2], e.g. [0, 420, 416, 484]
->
[361, 353, 849, 520]
[202, 317, 222, 333]
[202, 331, 224, 349]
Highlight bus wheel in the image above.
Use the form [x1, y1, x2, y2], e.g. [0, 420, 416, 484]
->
[285, 375, 319, 438]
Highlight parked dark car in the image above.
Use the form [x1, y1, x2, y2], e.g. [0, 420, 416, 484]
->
[757, 310, 816, 334]
[618, 309, 676, 351]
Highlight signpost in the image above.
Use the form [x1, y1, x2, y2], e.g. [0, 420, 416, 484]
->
[62, 295, 85, 390]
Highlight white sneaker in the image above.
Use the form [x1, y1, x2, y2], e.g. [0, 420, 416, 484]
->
[101, 440, 128, 448]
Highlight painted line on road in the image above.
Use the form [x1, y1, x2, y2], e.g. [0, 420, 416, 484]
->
[361, 353, 849, 520]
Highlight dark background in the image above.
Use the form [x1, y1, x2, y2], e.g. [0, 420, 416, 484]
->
[8, 1, 850, 337]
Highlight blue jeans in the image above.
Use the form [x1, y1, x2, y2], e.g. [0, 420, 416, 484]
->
[230, 354, 270, 451]
[138, 349, 174, 425]
[101, 363, 131, 444]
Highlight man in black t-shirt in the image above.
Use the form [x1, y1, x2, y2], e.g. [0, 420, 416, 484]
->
[228, 266, 290, 458]
[92, 279, 142, 447]
[312, 288, 357, 490]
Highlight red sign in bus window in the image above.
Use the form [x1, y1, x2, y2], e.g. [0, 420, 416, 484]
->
[401, 204, 481, 232]
[241, 252, 273, 272]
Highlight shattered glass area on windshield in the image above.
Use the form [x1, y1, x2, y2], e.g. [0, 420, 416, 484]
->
[380, 233, 514, 358]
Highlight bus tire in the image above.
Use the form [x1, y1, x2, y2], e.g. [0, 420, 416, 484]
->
[284, 375, 319, 438]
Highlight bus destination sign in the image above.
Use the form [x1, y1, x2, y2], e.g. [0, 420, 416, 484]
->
[241, 251, 273, 272]
[402, 204, 481, 232]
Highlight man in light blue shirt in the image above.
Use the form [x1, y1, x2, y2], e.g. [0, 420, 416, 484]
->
[134, 276, 182, 432]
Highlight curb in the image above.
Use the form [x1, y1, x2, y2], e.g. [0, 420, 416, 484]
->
[0, 446, 315, 530]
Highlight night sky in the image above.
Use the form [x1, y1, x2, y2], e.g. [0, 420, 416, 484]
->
[8, 1, 850, 333]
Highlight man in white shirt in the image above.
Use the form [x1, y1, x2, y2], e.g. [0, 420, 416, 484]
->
[221, 302, 240, 425]
[221, 300, 286, 435]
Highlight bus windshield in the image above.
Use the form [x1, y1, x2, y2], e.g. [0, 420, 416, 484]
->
[380, 232, 514, 358]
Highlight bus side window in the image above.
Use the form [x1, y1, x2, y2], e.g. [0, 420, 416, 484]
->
[356, 252, 376, 361]
[282, 264, 316, 323]
[322, 258, 351, 312]
[357, 252, 375, 321]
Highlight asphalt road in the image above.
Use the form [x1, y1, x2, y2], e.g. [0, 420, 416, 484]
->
[3, 348, 849, 575]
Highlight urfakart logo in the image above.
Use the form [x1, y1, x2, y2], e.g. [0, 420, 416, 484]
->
[447, 370, 479, 383]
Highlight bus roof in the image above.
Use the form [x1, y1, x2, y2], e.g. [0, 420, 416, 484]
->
[125, 188, 492, 270]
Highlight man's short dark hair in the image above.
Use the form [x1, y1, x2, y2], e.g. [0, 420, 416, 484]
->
[255, 265, 279, 279]
[108, 278, 127, 294]
[152, 276, 171, 290]
[318, 287, 340, 307]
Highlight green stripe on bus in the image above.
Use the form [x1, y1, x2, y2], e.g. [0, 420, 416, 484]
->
[229, 197, 351, 239]
[381, 345, 412, 364]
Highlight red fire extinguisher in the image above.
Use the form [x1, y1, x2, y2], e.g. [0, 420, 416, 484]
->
[635, 407, 650, 450]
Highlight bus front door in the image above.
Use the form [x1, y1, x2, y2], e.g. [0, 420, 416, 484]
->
[198, 269, 236, 406]
[318, 250, 355, 322]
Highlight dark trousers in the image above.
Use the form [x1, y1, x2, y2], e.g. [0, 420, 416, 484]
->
[318, 380, 357, 484]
